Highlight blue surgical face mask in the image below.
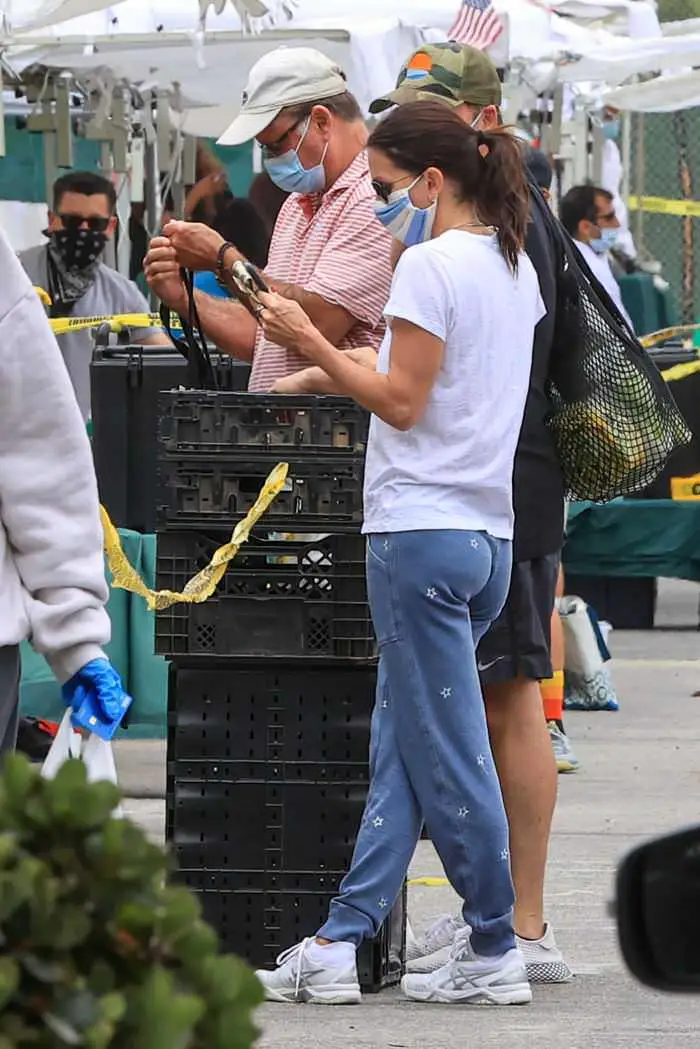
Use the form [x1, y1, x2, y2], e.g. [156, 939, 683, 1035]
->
[262, 116, 328, 194]
[590, 226, 619, 255]
[603, 118, 621, 142]
[372, 175, 437, 248]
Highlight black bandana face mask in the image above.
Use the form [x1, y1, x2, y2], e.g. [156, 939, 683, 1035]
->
[45, 227, 107, 316]
[51, 227, 107, 272]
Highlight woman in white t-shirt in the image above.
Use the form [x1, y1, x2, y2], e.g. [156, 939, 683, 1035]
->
[256, 100, 545, 1007]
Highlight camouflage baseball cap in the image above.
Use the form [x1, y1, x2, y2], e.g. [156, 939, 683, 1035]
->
[369, 42, 502, 114]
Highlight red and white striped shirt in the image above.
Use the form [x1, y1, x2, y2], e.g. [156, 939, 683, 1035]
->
[248, 151, 393, 392]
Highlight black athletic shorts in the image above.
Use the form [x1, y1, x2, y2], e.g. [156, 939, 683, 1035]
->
[476, 552, 560, 686]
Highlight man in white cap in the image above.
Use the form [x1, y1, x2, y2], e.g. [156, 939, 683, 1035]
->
[144, 47, 392, 390]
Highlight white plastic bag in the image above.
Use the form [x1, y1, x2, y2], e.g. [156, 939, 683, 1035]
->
[560, 596, 620, 711]
[41, 710, 123, 815]
[41, 710, 81, 780]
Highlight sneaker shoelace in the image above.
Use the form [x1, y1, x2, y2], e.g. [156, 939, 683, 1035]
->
[275, 937, 315, 1001]
[446, 926, 478, 980]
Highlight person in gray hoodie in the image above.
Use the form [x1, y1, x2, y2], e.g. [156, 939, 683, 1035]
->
[0, 226, 126, 757]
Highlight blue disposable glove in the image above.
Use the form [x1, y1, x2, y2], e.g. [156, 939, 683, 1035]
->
[61, 659, 132, 741]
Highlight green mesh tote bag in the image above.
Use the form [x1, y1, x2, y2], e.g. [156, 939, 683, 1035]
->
[532, 189, 691, 503]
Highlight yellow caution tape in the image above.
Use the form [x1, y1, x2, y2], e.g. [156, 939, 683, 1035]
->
[407, 877, 450, 887]
[49, 313, 182, 336]
[661, 357, 700, 383]
[100, 462, 289, 611]
[33, 286, 52, 307]
[32, 286, 182, 335]
[637, 325, 700, 382]
[639, 324, 700, 348]
[628, 195, 700, 218]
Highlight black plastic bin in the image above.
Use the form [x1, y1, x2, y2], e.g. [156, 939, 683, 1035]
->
[166, 658, 377, 766]
[566, 573, 657, 630]
[157, 455, 364, 531]
[174, 870, 405, 993]
[632, 344, 700, 499]
[158, 391, 369, 456]
[155, 530, 374, 659]
[166, 660, 403, 991]
[91, 346, 250, 532]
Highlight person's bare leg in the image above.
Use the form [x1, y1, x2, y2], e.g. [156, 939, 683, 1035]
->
[484, 676, 557, 941]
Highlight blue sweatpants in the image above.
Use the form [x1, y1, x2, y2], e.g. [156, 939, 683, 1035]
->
[317, 529, 515, 958]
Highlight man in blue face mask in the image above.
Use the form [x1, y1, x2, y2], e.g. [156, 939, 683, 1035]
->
[560, 184, 635, 332]
[144, 47, 392, 392]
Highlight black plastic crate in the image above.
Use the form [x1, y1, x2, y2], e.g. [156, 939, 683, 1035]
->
[174, 869, 405, 992]
[91, 346, 250, 532]
[157, 456, 364, 530]
[156, 531, 375, 659]
[159, 391, 369, 456]
[166, 772, 367, 873]
[166, 660, 376, 764]
[565, 573, 657, 630]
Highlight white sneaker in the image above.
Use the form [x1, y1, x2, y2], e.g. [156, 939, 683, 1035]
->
[548, 721, 580, 774]
[255, 938, 361, 1004]
[402, 930, 531, 1005]
[516, 923, 574, 984]
[406, 913, 469, 973]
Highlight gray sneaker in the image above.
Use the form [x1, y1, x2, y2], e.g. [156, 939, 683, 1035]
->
[406, 913, 469, 973]
[402, 930, 531, 1005]
[255, 938, 361, 1004]
[548, 721, 580, 773]
[516, 923, 574, 984]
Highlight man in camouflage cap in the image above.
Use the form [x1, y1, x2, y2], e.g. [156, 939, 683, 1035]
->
[370, 40, 502, 116]
[373, 43, 575, 989]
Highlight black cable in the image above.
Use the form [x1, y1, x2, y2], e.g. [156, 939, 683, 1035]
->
[159, 268, 218, 389]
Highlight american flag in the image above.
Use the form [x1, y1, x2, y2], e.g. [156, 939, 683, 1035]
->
[448, 0, 505, 51]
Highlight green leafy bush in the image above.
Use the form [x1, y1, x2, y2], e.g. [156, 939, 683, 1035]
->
[657, 0, 700, 22]
[0, 755, 263, 1048]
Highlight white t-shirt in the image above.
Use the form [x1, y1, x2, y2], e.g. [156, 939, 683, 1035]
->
[574, 239, 635, 333]
[362, 230, 545, 539]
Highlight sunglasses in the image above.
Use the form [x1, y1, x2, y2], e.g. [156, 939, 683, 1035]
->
[58, 213, 110, 234]
[260, 117, 307, 160]
[371, 173, 421, 204]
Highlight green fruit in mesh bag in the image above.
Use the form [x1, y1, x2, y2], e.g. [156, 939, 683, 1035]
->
[551, 401, 647, 499]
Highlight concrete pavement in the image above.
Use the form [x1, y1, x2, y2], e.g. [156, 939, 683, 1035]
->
[119, 579, 700, 1048]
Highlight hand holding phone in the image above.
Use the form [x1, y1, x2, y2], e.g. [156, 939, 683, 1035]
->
[229, 261, 270, 321]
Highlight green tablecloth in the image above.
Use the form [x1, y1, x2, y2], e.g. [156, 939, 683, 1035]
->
[19, 531, 168, 739]
[564, 499, 700, 581]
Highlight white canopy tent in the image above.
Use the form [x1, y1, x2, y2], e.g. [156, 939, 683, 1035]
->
[603, 70, 700, 112]
[0, 0, 124, 34]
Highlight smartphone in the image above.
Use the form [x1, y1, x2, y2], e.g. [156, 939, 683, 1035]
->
[229, 261, 269, 321]
[243, 261, 269, 293]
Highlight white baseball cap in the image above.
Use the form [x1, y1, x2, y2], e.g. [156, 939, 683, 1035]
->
[218, 47, 348, 146]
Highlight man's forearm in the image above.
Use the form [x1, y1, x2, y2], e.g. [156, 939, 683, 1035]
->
[217, 244, 352, 346]
[191, 291, 258, 361]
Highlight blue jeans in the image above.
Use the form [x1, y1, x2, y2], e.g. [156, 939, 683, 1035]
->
[317, 529, 515, 957]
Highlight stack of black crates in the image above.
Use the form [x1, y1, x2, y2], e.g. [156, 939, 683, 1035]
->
[155, 392, 404, 990]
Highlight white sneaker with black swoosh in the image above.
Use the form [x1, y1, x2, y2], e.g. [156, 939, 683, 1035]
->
[402, 929, 531, 1005]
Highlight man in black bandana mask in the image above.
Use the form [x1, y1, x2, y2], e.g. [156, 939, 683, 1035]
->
[19, 171, 171, 420]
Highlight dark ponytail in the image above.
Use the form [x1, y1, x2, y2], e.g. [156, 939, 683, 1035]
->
[368, 100, 530, 272]
[471, 127, 529, 272]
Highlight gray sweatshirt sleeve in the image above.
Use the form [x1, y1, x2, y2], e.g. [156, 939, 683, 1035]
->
[0, 237, 110, 683]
